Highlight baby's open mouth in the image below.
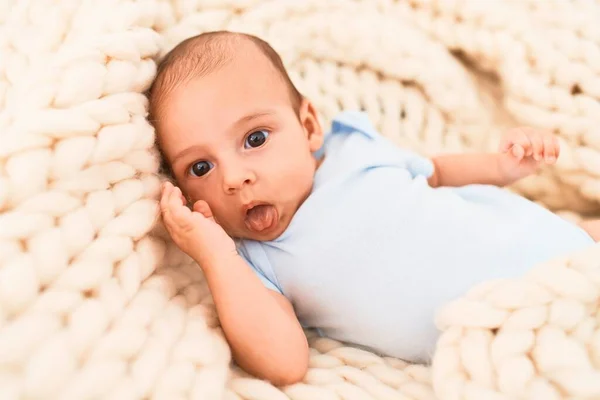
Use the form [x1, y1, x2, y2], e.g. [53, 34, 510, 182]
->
[244, 203, 278, 233]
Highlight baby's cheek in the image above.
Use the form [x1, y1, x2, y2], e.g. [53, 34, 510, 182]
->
[183, 185, 215, 212]
[279, 157, 314, 191]
[212, 209, 238, 236]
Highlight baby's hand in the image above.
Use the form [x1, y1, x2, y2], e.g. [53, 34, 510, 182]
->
[160, 181, 237, 267]
[497, 127, 559, 183]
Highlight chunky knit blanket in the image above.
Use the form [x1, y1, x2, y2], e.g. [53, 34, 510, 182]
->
[2, 1, 600, 399]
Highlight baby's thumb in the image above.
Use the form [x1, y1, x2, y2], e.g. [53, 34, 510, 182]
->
[193, 200, 215, 220]
[511, 144, 525, 160]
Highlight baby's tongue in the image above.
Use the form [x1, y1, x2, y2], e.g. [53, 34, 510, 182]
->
[245, 204, 277, 232]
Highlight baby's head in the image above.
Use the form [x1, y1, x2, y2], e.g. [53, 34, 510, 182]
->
[149, 31, 324, 241]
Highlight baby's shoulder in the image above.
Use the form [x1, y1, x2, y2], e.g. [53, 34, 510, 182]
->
[317, 110, 434, 185]
[329, 110, 382, 140]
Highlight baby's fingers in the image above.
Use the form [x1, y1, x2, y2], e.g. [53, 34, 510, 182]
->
[168, 186, 193, 226]
[511, 144, 525, 160]
[528, 133, 544, 161]
[160, 182, 194, 232]
[543, 135, 559, 163]
[501, 128, 532, 157]
[193, 200, 215, 221]
[160, 181, 174, 217]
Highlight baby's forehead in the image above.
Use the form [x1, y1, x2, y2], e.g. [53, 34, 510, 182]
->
[169, 51, 291, 110]
[162, 76, 289, 137]
[163, 43, 285, 110]
[151, 32, 301, 143]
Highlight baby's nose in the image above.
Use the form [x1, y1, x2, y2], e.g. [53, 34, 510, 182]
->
[222, 166, 254, 193]
[224, 178, 252, 193]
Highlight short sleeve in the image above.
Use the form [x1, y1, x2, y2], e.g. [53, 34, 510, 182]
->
[236, 241, 283, 294]
[330, 110, 434, 178]
[331, 110, 380, 139]
[395, 147, 435, 178]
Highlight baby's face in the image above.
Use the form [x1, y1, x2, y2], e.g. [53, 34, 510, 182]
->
[157, 50, 323, 241]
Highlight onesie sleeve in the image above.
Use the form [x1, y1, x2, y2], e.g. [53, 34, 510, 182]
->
[331, 110, 435, 178]
[395, 147, 435, 178]
[236, 241, 283, 294]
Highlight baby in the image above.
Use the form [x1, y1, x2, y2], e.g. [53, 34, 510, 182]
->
[149, 31, 599, 385]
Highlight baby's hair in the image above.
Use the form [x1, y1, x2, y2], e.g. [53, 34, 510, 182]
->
[147, 30, 303, 178]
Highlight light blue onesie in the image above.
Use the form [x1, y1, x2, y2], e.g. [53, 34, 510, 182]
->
[236, 111, 593, 363]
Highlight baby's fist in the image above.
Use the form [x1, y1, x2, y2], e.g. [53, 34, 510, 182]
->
[498, 127, 559, 183]
[160, 181, 236, 267]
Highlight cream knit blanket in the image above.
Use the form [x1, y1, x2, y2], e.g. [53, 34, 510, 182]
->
[2, 1, 600, 399]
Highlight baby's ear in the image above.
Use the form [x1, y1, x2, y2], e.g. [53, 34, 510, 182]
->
[299, 99, 324, 152]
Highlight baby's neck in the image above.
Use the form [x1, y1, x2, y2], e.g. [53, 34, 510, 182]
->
[315, 154, 325, 170]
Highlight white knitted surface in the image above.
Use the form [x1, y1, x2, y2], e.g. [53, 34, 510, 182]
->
[1, 1, 600, 399]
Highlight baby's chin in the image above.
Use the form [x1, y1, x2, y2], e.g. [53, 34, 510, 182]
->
[240, 230, 283, 242]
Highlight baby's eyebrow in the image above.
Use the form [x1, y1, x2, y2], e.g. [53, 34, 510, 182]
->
[232, 110, 276, 129]
[172, 144, 208, 166]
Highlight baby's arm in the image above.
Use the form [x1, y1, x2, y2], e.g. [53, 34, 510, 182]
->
[427, 127, 559, 188]
[428, 153, 505, 188]
[203, 253, 309, 385]
[160, 182, 308, 386]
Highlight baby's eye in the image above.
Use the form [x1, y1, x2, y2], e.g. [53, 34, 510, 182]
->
[189, 160, 213, 177]
[244, 130, 269, 149]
